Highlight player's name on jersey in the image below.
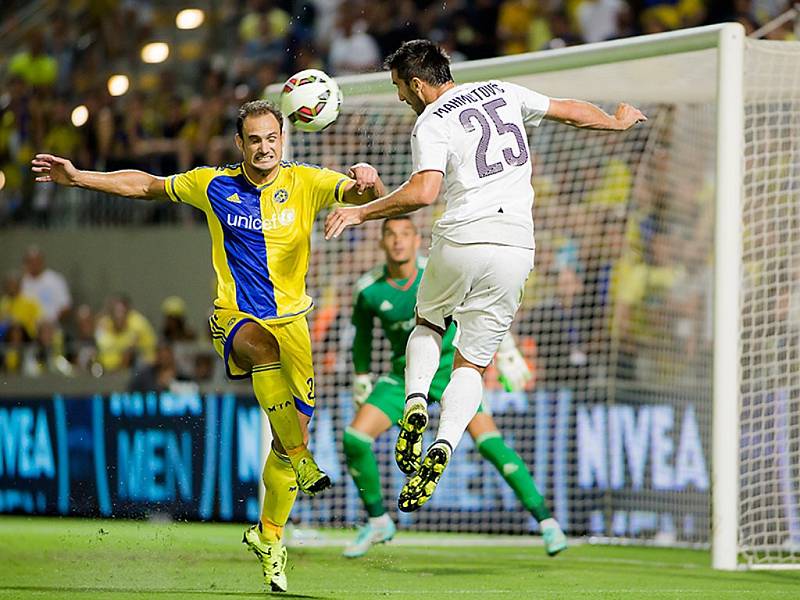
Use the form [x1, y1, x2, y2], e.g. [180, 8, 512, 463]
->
[431, 82, 504, 119]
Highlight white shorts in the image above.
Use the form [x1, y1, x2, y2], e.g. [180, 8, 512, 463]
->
[416, 238, 534, 367]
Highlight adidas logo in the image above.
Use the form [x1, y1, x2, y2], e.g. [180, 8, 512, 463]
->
[502, 463, 519, 476]
[379, 300, 393, 312]
[226, 193, 241, 203]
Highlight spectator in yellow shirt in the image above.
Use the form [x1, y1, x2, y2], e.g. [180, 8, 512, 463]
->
[497, 0, 534, 55]
[0, 271, 42, 340]
[95, 295, 157, 372]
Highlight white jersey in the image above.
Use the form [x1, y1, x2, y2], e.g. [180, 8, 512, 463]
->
[410, 80, 550, 249]
[21, 268, 71, 323]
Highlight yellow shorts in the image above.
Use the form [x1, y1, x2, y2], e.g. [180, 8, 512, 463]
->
[209, 309, 316, 417]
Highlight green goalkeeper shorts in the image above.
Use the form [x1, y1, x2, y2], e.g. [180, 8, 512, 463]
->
[366, 367, 486, 426]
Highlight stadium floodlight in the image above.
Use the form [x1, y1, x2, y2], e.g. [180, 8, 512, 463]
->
[141, 42, 170, 64]
[71, 105, 89, 127]
[267, 23, 800, 571]
[176, 8, 204, 30]
[107, 75, 129, 97]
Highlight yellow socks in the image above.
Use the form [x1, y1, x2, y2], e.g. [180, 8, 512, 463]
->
[252, 363, 305, 452]
[260, 449, 298, 543]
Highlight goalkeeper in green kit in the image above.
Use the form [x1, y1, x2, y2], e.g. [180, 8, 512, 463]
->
[342, 216, 567, 558]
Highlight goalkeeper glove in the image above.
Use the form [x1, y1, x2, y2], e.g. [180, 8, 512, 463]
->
[352, 373, 373, 408]
[495, 333, 532, 392]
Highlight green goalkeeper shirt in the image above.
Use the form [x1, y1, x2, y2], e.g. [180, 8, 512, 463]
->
[351, 257, 456, 378]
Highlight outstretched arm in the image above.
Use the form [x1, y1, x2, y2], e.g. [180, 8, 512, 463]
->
[31, 154, 169, 200]
[324, 170, 443, 240]
[545, 99, 646, 131]
[340, 162, 386, 205]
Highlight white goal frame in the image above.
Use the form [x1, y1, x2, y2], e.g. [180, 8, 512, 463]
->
[266, 23, 750, 570]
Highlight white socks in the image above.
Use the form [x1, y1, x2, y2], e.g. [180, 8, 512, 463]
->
[404, 324, 442, 404]
[436, 367, 483, 450]
[406, 326, 484, 452]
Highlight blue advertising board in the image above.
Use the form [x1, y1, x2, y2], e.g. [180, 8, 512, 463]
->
[0, 393, 262, 523]
[1, 387, 715, 541]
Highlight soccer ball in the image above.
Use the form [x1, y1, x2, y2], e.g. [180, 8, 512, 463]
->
[280, 69, 342, 133]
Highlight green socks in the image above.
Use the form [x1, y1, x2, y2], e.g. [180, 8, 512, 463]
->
[343, 425, 551, 523]
[343, 427, 386, 518]
[476, 431, 552, 522]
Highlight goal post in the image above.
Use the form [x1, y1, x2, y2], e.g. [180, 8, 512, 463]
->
[711, 24, 745, 573]
[265, 24, 800, 570]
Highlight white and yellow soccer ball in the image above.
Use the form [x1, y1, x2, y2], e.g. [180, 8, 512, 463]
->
[280, 69, 342, 132]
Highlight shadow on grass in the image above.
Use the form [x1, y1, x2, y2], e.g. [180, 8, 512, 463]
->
[372, 564, 500, 577]
[0, 586, 326, 599]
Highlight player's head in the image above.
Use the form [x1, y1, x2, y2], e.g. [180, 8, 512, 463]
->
[385, 40, 453, 115]
[380, 216, 420, 265]
[235, 100, 284, 176]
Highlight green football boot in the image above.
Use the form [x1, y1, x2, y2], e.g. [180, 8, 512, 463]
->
[395, 396, 428, 475]
[288, 448, 331, 496]
[398, 439, 451, 512]
[242, 525, 288, 593]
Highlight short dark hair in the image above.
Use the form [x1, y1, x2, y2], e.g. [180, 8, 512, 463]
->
[381, 216, 417, 235]
[384, 39, 453, 86]
[236, 100, 283, 138]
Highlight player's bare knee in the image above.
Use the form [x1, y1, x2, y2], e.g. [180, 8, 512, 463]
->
[231, 322, 280, 368]
[453, 350, 487, 376]
[467, 412, 496, 438]
[350, 404, 393, 439]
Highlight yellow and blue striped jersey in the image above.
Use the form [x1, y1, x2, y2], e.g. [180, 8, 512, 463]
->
[165, 161, 350, 322]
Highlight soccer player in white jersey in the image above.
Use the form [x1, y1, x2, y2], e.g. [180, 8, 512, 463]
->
[325, 39, 647, 511]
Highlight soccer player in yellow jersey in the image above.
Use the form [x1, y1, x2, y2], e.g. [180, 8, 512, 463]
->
[32, 100, 385, 593]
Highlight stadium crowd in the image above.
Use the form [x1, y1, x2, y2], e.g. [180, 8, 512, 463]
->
[0, 244, 217, 389]
[1, 0, 796, 226]
[0, 0, 794, 388]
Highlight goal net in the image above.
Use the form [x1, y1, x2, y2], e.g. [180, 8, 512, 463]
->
[270, 25, 800, 569]
[739, 39, 800, 569]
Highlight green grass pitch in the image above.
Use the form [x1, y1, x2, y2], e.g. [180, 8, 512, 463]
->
[1, 517, 799, 599]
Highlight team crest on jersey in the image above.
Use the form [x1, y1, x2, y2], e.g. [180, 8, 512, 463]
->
[273, 188, 289, 204]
